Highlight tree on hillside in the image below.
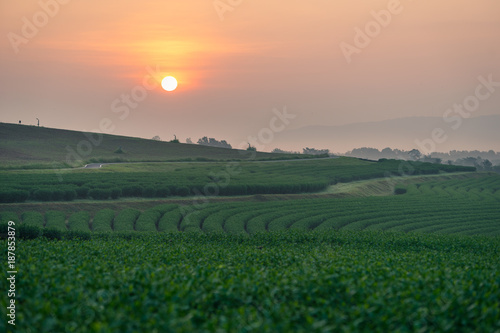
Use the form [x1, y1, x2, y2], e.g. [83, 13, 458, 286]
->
[152, 135, 161, 141]
[170, 135, 180, 143]
[456, 157, 480, 167]
[186, 138, 193, 144]
[408, 149, 421, 161]
[303, 147, 330, 155]
[348, 147, 381, 160]
[482, 159, 493, 171]
[381, 147, 400, 159]
[271, 148, 300, 154]
[246, 143, 257, 152]
[197, 137, 232, 149]
[420, 155, 442, 164]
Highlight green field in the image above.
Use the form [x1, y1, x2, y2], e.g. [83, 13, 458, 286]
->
[1, 126, 499, 332]
[1, 232, 499, 332]
[2, 173, 499, 236]
[0, 157, 473, 203]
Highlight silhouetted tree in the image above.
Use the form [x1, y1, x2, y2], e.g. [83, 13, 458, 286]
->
[408, 149, 421, 160]
[482, 159, 493, 171]
[169, 135, 180, 143]
[456, 157, 480, 167]
[246, 143, 257, 152]
[271, 148, 300, 154]
[348, 147, 381, 160]
[303, 147, 330, 155]
[421, 155, 442, 164]
[381, 147, 395, 158]
[197, 137, 232, 149]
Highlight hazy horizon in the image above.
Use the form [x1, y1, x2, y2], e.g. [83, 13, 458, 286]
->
[1, 1, 499, 152]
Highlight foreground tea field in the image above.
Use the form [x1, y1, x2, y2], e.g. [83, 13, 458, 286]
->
[1, 232, 499, 332]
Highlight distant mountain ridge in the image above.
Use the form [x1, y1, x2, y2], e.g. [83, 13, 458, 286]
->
[272, 115, 500, 153]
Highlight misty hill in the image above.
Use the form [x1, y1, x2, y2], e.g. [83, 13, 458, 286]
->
[272, 115, 500, 153]
[0, 123, 299, 169]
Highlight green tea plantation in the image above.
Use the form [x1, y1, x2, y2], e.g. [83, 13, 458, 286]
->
[0, 157, 498, 332]
[1, 232, 499, 332]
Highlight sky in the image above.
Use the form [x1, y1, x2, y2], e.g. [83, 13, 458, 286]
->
[1, 0, 499, 152]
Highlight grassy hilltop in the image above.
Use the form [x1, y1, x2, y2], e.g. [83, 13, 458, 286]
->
[0, 122, 304, 168]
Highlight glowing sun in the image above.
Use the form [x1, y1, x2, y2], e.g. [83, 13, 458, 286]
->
[161, 76, 178, 91]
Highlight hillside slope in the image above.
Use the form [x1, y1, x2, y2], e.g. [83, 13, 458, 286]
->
[0, 123, 300, 168]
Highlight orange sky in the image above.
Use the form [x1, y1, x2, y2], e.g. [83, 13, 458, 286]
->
[1, 0, 499, 151]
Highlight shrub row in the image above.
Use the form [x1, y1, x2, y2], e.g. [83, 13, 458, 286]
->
[0, 183, 329, 203]
[68, 211, 90, 232]
[92, 209, 115, 232]
[88, 188, 122, 200]
[0, 211, 19, 224]
[113, 208, 140, 232]
[32, 189, 77, 202]
[135, 209, 162, 232]
[0, 190, 29, 203]
[45, 211, 67, 231]
[21, 211, 45, 227]
[158, 209, 182, 232]
[0, 222, 89, 240]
